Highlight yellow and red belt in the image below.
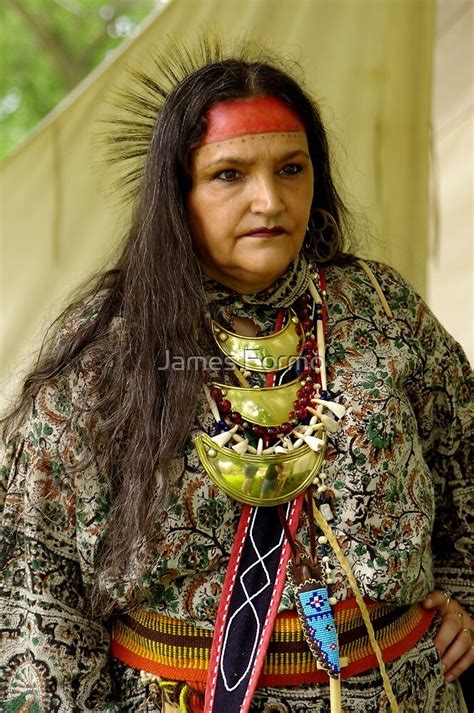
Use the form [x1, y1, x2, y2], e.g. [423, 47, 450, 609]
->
[110, 597, 434, 687]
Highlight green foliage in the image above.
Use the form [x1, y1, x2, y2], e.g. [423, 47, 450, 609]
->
[0, 0, 157, 160]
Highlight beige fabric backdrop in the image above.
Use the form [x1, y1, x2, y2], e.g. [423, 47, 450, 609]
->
[429, 0, 473, 364]
[0, 0, 435, 409]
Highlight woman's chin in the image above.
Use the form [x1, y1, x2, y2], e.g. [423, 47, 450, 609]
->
[200, 249, 301, 293]
[241, 253, 297, 287]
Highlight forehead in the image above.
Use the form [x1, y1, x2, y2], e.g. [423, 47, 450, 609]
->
[190, 131, 310, 169]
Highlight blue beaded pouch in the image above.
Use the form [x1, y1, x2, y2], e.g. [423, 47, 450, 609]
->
[288, 556, 340, 678]
[296, 583, 340, 676]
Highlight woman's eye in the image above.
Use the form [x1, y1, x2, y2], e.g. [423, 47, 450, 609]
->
[280, 163, 303, 177]
[215, 169, 240, 182]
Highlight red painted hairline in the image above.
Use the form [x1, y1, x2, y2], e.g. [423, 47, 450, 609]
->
[199, 96, 305, 145]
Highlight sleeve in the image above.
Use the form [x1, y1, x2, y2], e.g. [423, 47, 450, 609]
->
[384, 269, 474, 614]
[411, 301, 473, 613]
[0, 353, 120, 711]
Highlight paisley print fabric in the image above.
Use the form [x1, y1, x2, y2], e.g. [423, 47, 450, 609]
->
[1, 260, 472, 711]
[203, 251, 311, 310]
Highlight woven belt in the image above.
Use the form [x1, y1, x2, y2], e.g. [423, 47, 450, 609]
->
[110, 598, 434, 686]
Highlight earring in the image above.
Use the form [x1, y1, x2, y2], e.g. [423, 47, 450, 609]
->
[305, 209, 341, 261]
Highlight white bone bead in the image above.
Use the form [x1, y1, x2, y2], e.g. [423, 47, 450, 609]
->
[211, 425, 238, 447]
[232, 439, 249, 454]
[203, 384, 221, 421]
[320, 415, 341, 433]
[313, 398, 346, 420]
[303, 435, 325, 452]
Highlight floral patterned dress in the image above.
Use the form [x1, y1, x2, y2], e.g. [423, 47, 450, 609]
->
[1, 260, 472, 712]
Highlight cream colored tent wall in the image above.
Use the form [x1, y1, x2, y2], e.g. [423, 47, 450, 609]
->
[428, 0, 473, 364]
[0, 0, 435, 409]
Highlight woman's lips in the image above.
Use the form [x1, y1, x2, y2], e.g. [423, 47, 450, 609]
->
[242, 227, 286, 238]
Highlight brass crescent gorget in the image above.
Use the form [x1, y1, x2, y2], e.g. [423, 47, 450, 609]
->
[211, 309, 302, 372]
[211, 378, 301, 427]
[194, 432, 327, 506]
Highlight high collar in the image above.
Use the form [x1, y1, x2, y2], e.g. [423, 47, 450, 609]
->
[203, 252, 311, 312]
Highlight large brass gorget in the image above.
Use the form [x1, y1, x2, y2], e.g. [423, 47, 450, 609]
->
[194, 432, 327, 506]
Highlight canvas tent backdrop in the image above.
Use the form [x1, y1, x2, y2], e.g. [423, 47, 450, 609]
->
[0, 0, 437, 410]
[428, 0, 473, 366]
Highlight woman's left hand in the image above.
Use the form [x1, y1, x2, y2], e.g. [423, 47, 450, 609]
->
[422, 589, 474, 681]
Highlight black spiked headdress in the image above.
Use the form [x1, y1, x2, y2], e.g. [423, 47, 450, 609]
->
[97, 32, 276, 204]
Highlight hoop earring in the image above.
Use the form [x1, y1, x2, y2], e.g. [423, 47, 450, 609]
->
[305, 208, 341, 261]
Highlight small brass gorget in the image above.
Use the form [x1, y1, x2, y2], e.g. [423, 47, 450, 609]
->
[211, 378, 301, 427]
[212, 309, 302, 372]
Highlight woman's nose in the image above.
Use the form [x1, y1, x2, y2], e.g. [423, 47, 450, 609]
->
[250, 175, 285, 215]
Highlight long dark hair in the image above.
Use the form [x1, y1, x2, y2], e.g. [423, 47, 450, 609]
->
[2, 52, 351, 610]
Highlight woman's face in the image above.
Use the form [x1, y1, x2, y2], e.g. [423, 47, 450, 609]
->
[187, 129, 314, 293]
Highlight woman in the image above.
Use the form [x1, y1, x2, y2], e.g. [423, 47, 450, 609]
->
[1, 40, 472, 712]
